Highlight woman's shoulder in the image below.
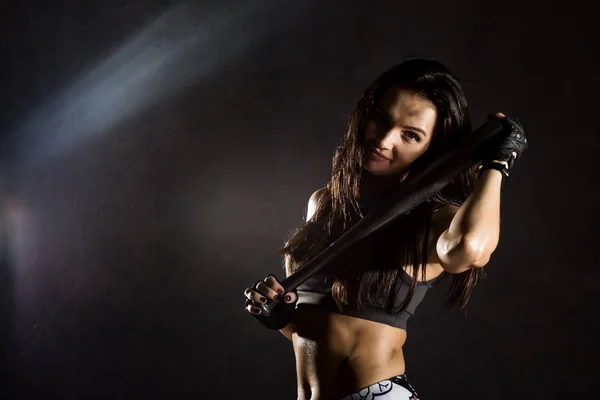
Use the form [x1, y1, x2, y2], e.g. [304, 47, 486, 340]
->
[309, 187, 328, 202]
[306, 187, 328, 222]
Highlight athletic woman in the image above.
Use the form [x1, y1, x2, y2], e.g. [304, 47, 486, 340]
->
[244, 58, 528, 399]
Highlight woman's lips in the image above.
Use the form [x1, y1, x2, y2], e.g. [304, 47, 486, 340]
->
[369, 147, 391, 161]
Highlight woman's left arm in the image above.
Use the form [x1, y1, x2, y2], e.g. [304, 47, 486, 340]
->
[434, 168, 503, 274]
[431, 113, 529, 274]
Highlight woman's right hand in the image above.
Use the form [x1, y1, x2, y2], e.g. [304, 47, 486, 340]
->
[244, 274, 297, 316]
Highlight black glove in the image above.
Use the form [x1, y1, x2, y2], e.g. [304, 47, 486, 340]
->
[480, 115, 529, 178]
[244, 275, 297, 330]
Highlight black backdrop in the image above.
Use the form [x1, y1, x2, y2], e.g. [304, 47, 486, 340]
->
[0, 0, 598, 398]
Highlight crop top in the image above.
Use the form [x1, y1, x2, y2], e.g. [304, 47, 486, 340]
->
[295, 202, 443, 331]
[296, 269, 438, 331]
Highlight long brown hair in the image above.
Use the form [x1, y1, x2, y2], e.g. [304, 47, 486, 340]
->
[278, 59, 485, 312]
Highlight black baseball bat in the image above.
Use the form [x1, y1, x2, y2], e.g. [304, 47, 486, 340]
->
[255, 117, 507, 325]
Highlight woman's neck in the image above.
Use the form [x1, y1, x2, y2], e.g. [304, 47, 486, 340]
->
[359, 171, 406, 213]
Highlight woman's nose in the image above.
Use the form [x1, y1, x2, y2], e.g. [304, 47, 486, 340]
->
[377, 127, 401, 148]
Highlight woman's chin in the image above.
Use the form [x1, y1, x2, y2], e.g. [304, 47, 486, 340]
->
[364, 165, 402, 177]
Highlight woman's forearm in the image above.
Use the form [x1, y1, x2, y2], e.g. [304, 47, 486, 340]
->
[439, 168, 503, 268]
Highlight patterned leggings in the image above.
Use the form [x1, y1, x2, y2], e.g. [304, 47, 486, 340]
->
[340, 375, 420, 400]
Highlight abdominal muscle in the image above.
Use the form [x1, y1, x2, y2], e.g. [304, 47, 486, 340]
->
[287, 306, 408, 400]
[286, 259, 444, 400]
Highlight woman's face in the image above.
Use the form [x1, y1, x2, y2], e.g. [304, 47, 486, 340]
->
[363, 87, 437, 177]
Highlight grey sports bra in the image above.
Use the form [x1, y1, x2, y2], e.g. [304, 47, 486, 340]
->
[295, 203, 443, 330]
[296, 269, 437, 330]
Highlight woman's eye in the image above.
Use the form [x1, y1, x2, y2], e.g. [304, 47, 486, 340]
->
[405, 132, 420, 142]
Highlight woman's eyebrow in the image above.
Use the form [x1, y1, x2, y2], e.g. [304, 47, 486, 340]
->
[373, 105, 427, 137]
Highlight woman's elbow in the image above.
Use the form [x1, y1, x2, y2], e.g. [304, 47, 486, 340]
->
[438, 236, 492, 273]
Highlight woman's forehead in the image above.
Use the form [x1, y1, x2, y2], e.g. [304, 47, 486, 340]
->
[377, 87, 437, 133]
[379, 86, 432, 111]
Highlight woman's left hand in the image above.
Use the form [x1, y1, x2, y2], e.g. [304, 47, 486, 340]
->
[483, 112, 529, 177]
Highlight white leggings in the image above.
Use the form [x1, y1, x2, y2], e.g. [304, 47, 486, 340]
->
[341, 375, 420, 400]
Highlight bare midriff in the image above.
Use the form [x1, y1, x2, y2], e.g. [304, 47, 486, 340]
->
[288, 306, 408, 400]
[284, 206, 448, 399]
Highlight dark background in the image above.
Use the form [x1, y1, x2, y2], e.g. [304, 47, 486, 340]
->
[0, 0, 598, 398]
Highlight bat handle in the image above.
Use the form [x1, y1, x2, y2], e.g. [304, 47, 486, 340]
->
[253, 296, 296, 330]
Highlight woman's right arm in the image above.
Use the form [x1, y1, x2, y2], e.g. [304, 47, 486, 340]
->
[279, 187, 327, 340]
[278, 254, 295, 340]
